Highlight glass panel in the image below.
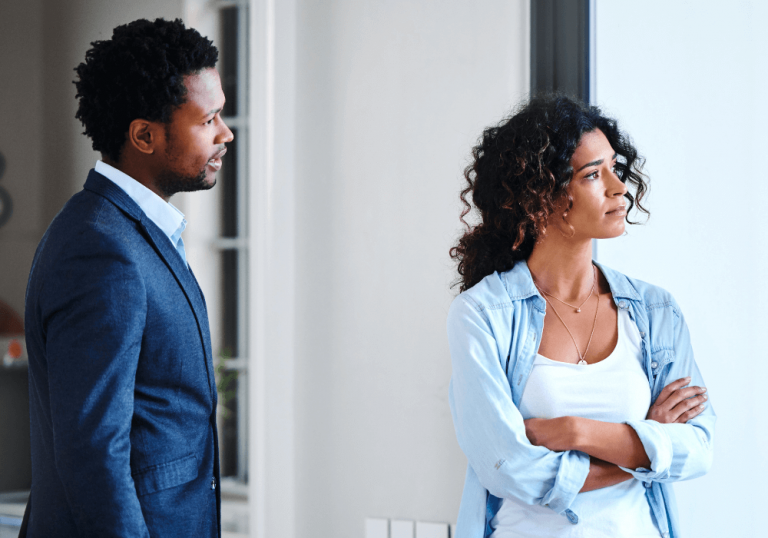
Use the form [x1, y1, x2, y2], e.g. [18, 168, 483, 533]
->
[218, 248, 239, 477]
[217, 372, 239, 477]
[220, 7, 239, 117]
[220, 128, 238, 238]
[221, 249, 239, 356]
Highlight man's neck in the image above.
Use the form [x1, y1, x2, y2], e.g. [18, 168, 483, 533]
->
[101, 156, 169, 202]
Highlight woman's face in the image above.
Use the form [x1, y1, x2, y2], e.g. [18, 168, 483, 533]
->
[557, 129, 628, 240]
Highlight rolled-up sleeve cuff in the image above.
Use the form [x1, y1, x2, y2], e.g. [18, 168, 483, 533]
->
[620, 419, 672, 481]
[541, 450, 591, 514]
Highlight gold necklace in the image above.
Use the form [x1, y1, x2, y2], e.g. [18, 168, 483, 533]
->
[535, 266, 596, 313]
[534, 266, 600, 365]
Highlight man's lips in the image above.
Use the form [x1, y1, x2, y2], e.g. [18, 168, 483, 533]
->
[207, 148, 227, 171]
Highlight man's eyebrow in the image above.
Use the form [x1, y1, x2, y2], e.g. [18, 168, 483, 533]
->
[576, 153, 618, 173]
[204, 105, 224, 117]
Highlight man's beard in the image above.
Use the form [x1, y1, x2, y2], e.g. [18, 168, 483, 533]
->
[156, 167, 215, 199]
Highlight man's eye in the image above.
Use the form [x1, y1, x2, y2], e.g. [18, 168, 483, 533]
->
[206, 117, 214, 125]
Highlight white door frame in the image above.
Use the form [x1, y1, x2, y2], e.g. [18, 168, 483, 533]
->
[248, 0, 297, 537]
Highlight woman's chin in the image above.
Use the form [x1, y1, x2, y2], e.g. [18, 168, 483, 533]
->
[595, 223, 626, 240]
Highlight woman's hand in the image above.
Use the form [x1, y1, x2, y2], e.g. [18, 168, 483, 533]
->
[524, 416, 581, 452]
[646, 376, 707, 424]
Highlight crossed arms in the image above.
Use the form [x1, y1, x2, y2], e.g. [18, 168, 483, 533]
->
[523, 375, 709, 492]
[447, 294, 716, 514]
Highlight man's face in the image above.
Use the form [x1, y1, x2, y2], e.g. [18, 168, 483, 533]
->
[155, 68, 233, 198]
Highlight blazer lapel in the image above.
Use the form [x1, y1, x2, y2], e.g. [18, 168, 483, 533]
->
[84, 170, 217, 403]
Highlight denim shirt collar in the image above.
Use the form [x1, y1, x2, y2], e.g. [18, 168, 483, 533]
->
[501, 259, 642, 304]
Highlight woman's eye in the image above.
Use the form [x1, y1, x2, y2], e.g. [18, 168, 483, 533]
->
[585, 170, 599, 180]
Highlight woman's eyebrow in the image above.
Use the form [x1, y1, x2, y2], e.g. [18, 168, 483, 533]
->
[576, 153, 619, 173]
[576, 158, 603, 172]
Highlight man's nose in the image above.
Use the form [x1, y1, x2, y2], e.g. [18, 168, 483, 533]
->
[218, 120, 234, 144]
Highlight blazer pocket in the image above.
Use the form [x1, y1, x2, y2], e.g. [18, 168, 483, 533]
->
[132, 453, 199, 497]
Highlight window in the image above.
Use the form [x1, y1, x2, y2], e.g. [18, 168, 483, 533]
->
[212, 0, 249, 483]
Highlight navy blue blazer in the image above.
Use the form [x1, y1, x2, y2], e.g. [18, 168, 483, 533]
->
[24, 171, 221, 537]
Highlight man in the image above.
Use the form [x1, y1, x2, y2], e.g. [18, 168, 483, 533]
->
[23, 18, 233, 537]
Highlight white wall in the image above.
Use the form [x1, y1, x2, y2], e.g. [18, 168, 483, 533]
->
[291, 1, 530, 536]
[594, 1, 767, 536]
[0, 0, 45, 318]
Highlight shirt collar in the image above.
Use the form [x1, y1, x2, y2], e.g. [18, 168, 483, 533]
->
[95, 160, 186, 243]
[501, 259, 642, 303]
[593, 261, 642, 301]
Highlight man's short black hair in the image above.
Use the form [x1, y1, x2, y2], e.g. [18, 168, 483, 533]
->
[74, 18, 219, 162]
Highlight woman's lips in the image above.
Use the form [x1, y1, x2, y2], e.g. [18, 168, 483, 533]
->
[606, 206, 626, 217]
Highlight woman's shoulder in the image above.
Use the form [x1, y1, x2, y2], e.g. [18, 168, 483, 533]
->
[452, 263, 539, 310]
[596, 262, 680, 311]
[449, 273, 508, 320]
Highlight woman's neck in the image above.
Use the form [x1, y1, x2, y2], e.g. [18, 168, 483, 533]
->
[527, 233, 595, 302]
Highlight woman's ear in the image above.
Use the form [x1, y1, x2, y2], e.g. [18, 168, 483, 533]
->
[558, 212, 576, 239]
[547, 194, 575, 238]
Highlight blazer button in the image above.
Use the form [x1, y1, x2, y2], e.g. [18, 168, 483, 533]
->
[211, 477, 217, 490]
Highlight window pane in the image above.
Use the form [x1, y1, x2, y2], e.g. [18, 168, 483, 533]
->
[220, 249, 238, 356]
[220, 128, 238, 238]
[218, 248, 239, 477]
[217, 364, 239, 477]
[220, 7, 238, 117]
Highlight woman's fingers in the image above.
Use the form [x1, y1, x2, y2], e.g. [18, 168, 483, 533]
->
[647, 377, 708, 423]
[670, 391, 708, 422]
[664, 385, 707, 412]
[654, 376, 692, 406]
[675, 403, 706, 424]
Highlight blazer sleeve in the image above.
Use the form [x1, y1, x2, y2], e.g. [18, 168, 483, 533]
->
[621, 299, 716, 483]
[39, 231, 151, 538]
[447, 295, 590, 515]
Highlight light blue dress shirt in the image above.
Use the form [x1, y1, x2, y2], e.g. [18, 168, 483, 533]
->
[447, 260, 715, 538]
[95, 160, 188, 267]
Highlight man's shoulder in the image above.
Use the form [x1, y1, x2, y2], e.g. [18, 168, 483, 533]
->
[50, 185, 138, 238]
[33, 187, 147, 284]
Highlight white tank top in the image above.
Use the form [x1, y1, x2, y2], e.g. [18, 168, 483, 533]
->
[490, 309, 661, 538]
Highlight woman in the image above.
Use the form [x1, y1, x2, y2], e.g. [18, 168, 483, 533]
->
[447, 95, 715, 538]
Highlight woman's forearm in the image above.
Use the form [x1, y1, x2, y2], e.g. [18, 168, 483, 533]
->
[581, 457, 633, 492]
[524, 416, 652, 470]
[574, 417, 650, 470]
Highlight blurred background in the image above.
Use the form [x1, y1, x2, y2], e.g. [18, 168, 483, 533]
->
[0, 0, 764, 537]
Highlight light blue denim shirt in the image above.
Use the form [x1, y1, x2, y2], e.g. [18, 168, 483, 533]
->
[447, 260, 715, 538]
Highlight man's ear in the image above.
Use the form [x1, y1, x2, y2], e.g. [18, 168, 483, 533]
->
[127, 119, 162, 155]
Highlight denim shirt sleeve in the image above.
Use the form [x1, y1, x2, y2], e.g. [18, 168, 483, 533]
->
[621, 300, 716, 482]
[447, 294, 590, 514]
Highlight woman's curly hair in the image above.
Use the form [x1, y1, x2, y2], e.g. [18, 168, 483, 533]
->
[450, 94, 649, 292]
[74, 18, 219, 163]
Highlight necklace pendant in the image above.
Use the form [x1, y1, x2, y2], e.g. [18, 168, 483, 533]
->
[577, 359, 588, 365]
[576, 308, 581, 313]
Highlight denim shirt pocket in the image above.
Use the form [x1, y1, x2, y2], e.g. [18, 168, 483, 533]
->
[650, 348, 675, 398]
[131, 453, 199, 497]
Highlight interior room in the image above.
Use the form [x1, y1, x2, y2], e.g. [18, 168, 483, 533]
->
[0, 1, 763, 537]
